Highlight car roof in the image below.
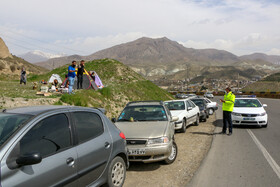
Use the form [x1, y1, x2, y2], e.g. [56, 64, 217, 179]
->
[165, 99, 190, 102]
[126, 101, 163, 106]
[3, 105, 85, 116]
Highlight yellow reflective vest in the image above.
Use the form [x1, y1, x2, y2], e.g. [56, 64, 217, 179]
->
[222, 91, 235, 112]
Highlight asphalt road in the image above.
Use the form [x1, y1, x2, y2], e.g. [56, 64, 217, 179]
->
[188, 96, 280, 187]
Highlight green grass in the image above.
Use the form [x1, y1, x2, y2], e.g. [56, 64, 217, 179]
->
[1, 58, 173, 117]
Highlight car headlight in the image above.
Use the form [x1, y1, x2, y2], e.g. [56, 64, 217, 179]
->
[257, 112, 266, 116]
[147, 137, 169, 145]
[232, 112, 241, 116]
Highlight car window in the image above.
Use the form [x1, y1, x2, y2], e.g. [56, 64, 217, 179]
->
[118, 105, 167, 121]
[72, 112, 104, 143]
[0, 114, 32, 147]
[185, 101, 191, 108]
[19, 113, 71, 158]
[165, 101, 185, 110]
[234, 99, 262, 107]
[189, 100, 196, 108]
[191, 99, 204, 107]
[205, 98, 210, 103]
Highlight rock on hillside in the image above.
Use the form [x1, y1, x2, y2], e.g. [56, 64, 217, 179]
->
[0, 38, 47, 79]
[0, 37, 12, 58]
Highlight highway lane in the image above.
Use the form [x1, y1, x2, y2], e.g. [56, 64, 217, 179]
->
[187, 96, 280, 187]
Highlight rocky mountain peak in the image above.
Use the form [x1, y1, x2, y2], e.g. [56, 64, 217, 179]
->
[0, 37, 12, 58]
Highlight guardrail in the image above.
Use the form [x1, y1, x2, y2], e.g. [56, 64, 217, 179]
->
[169, 91, 280, 99]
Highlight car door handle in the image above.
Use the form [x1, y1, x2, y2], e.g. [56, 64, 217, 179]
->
[66, 157, 75, 167]
[105, 142, 111, 149]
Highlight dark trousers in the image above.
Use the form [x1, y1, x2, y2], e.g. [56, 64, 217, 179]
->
[223, 111, 233, 133]
[77, 75, 83, 89]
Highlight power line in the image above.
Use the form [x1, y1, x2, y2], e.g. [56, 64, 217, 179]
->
[2, 34, 61, 54]
[1, 28, 86, 54]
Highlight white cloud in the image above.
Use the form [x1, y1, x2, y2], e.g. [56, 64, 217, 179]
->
[0, 0, 280, 56]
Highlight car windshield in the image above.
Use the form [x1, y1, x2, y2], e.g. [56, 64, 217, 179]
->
[234, 99, 262, 107]
[0, 113, 32, 147]
[165, 101, 185, 110]
[191, 99, 204, 107]
[118, 105, 168, 121]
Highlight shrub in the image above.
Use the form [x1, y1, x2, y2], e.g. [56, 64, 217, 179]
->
[10, 65, 16, 72]
[98, 87, 112, 98]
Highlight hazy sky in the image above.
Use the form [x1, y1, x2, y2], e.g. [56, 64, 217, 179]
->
[1, 0, 280, 56]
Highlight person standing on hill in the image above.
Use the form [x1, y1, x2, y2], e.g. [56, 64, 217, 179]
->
[220, 87, 235, 136]
[20, 67, 27, 85]
[77, 60, 85, 89]
[68, 60, 77, 94]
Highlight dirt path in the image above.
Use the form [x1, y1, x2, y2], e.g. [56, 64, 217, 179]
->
[124, 115, 216, 187]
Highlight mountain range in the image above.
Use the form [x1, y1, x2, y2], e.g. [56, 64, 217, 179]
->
[32, 37, 280, 80]
[19, 50, 67, 63]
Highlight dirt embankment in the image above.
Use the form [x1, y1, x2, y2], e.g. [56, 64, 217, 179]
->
[124, 115, 216, 187]
[0, 97, 60, 109]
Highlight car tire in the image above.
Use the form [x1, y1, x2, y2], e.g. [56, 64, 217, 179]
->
[105, 156, 126, 187]
[180, 119, 187, 133]
[194, 115, 199, 126]
[164, 141, 177, 164]
[262, 123, 268, 128]
[209, 108, 214, 115]
[203, 117, 207, 122]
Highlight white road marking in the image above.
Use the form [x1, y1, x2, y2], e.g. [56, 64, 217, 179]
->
[247, 129, 280, 179]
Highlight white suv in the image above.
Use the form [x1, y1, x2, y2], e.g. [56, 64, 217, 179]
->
[164, 99, 200, 133]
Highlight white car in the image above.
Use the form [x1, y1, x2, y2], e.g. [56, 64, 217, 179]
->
[204, 98, 218, 115]
[204, 92, 214, 99]
[232, 97, 268, 127]
[164, 99, 200, 133]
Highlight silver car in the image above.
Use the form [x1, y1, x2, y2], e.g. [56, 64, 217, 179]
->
[0, 106, 128, 187]
[114, 101, 178, 164]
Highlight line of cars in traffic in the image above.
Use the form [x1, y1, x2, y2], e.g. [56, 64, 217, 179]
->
[0, 94, 217, 186]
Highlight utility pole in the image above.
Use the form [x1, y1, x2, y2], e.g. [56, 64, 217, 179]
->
[237, 73, 239, 92]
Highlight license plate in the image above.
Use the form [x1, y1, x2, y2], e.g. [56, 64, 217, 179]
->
[128, 149, 146, 155]
[243, 117, 255, 120]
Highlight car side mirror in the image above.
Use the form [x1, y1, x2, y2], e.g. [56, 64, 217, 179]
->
[263, 104, 267, 107]
[171, 116, 179, 122]
[111, 118, 116, 123]
[16, 152, 42, 167]
[187, 107, 192, 111]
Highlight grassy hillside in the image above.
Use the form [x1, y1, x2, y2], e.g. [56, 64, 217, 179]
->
[1, 59, 173, 117]
[242, 81, 280, 92]
[263, 72, 280, 82]
[242, 71, 280, 92]
[0, 56, 46, 80]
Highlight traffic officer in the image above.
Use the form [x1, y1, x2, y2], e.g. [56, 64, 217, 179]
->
[220, 87, 235, 135]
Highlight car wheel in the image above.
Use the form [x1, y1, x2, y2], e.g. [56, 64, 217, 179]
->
[180, 119, 187, 133]
[194, 115, 199, 126]
[262, 123, 268, 128]
[209, 108, 214, 115]
[164, 141, 177, 164]
[203, 116, 207, 122]
[106, 156, 126, 187]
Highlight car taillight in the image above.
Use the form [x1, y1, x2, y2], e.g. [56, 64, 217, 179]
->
[119, 132, 126, 140]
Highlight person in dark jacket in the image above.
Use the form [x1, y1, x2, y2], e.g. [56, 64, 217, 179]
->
[20, 67, 27, 85]
[77, 60, 85, 89]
